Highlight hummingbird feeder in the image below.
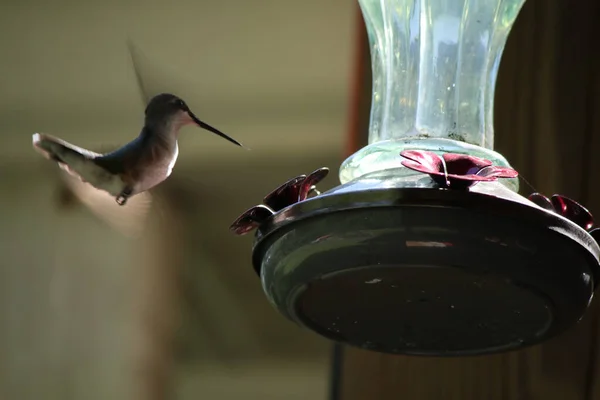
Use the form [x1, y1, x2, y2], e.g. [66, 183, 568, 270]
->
[230, 0, 600, 356]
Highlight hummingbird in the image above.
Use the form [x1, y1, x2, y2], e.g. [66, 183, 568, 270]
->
[32, 93, 244, 207]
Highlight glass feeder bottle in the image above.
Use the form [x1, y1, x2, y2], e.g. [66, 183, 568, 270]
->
[339, 0, 527, 192]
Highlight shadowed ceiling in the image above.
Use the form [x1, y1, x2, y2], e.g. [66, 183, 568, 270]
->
[0, 0, 354, 163]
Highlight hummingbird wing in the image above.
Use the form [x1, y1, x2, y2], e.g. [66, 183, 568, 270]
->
[59, 171, 153, 238]
[127, 40, 152, 105]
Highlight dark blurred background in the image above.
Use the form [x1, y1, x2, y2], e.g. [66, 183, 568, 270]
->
[338, 0, 600, 399]
[5, 0, 600, 399]
[0, 1, 355, 399]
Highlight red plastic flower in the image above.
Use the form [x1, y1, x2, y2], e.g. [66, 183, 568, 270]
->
[230, 167, 329, 236]
[400, 150, 519, 189]
[528, 193, 595, 231]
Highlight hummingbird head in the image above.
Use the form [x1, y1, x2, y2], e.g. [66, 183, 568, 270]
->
[144, 93, 243, 147]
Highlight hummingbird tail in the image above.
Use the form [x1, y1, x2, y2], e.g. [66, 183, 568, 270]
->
[33, 133, 97, 160]
[32, 133, 108, 183]
[34, 133, 85, 173]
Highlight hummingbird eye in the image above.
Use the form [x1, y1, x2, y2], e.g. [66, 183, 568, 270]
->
[175, 99, 187, 110]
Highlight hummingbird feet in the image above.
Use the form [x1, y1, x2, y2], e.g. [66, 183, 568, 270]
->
[115, 187, 133, 206]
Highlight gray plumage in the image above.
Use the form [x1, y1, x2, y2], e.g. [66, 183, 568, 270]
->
[33, 93, 243, 206]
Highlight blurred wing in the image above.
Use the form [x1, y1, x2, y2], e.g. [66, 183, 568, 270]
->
[127, 39, 153, 105]
[61, 171, 152, 238]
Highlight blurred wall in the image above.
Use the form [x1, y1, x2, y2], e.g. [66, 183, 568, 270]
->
[0, 0, 355, 399]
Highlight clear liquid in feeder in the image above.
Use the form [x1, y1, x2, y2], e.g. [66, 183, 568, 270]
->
[340, 0, 526, 191]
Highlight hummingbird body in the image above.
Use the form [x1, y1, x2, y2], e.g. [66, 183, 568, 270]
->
[104, 132, 180, 196]
[33, 93, 243, 205]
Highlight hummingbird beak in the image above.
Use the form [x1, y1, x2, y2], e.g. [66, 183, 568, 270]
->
[187, 110, 243, 147]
